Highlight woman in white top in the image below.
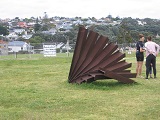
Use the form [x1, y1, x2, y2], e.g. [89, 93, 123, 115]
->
[145, 36, 159, 79]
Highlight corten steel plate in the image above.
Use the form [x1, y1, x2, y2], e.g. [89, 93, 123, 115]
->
[68, 26, 136, 84]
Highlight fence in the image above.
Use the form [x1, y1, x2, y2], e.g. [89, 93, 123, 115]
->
[0, 42, 75, 60]
[0, 42, 136, 60]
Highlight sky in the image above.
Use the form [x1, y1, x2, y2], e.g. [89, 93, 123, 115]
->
[1, 0, 160, 19]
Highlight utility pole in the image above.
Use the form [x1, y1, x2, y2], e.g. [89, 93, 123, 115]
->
[66, 37, 69, 57]
[63, 35, 69, 57]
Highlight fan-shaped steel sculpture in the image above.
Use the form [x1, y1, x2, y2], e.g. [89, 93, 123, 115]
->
[68, 26, 136, 84]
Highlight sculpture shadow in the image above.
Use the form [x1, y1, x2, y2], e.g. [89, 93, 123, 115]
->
[75, 80, 139, 91]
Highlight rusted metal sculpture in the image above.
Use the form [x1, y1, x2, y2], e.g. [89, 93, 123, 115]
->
[68, 26, 136, 84]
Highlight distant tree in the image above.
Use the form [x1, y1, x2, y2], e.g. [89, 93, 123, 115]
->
[143, 18, 156, 25]
[113, 16, 121, 21]
[43, 12, 48, 19]
[91, 25, 113, 37]
[15, 17, 20, 22]
[81, 18, 88, 21]
[34, 18, 41, 33]
[91, 17, 97, 21]
[117, 19, 133, 43]
[0, 25, 9, 36]
[29, 36, 45, 43]
[130, 30, 139, 42]
[59, 28, 66, 31]
[41, 24, 49, 31]
[154, 37, 160, 44]
[23, 18, 29, 22]
[34, 24, 41, 33]
[107, 14, 112, 19]
[42, 12, 50, 24]
[125, 31, 132, 43]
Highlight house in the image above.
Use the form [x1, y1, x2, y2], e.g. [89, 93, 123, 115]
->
[42, 28, 57, 35]
[6, 32, 18, 40]
[0, 40, 8, 55]
[56, 42, 64, 49]
[8, 41, 33, 52]
[48, 28, 57, 35]
[62, 43, 72, 50]
[85, 19, 95, 24]
[14, 28, 25, 34]
[18, 22, 28, 28]
[73, 19, 83, 25]
[137, 20, 147, 25]
[22, 32, 33, 39]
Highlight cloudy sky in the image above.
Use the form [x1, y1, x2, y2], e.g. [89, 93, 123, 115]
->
[0, 0, 160, 19]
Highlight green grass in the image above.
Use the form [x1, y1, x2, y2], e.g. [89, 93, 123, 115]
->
[0, 53, 160, 120]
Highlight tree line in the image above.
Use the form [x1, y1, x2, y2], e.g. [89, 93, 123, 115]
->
[1, 17, 160, 44]
[32, 17, 160, 45]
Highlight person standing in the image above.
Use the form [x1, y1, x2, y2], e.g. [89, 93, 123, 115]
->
[149, 63, 153, 78]
[145, 63, 153, 78]
[136, 34, 145, 78]
[145, 36, 159, 79]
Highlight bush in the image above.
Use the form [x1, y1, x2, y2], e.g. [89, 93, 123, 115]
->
[56, 48, 60, 53]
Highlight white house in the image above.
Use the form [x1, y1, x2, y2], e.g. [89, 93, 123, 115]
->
[62, 43, 72, 50]
[6, 32, 18, 40]
[14, 28, 25, 34]
[42, 28, 57, 35]
[8, 41, 32, 52]
[56, 42, 64, 48]
[22, 34, 32, 39]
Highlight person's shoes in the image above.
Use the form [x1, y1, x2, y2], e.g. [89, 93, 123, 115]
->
[139, 76, 144, 78]
[154, 76, 157, 79]
[145, 77, 148, 80]
[150, 76, 153, 78]
[137, 75, 144, 78]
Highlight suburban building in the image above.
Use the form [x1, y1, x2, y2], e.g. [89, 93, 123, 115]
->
[8, 41, 33, 53]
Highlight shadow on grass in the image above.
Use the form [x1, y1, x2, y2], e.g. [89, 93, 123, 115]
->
[67, 79, 140, 91]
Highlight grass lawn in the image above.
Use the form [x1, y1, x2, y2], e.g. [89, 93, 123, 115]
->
[0, 53, 160, 120]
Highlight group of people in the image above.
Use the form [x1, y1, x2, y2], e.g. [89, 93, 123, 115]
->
[136, 34, 160, 80]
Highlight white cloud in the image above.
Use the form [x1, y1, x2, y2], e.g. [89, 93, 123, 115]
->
[0, 0, 160, 19]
